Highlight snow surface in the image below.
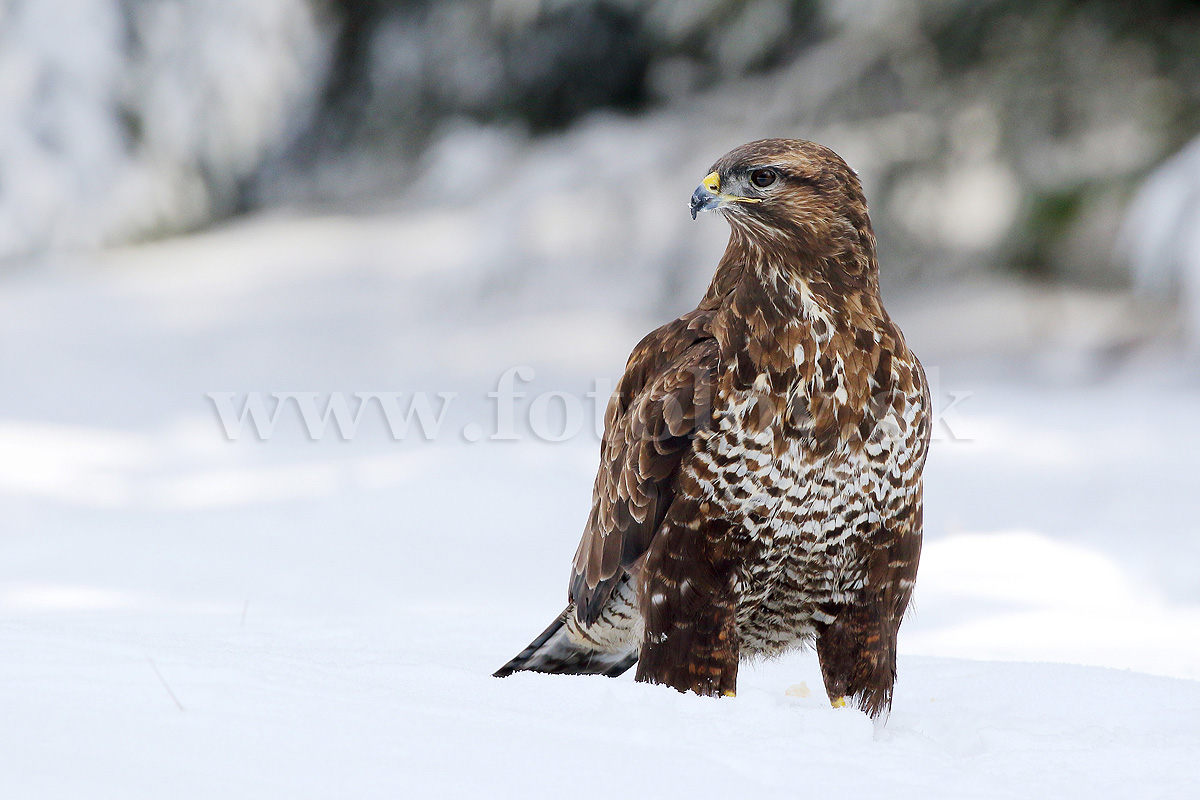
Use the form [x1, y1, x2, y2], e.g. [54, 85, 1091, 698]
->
[3, 211, 1199, 797]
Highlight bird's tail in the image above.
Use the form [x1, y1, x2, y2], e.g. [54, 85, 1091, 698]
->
[493, 607, 638, 678]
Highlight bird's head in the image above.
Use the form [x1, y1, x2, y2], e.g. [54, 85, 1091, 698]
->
[690, 138, 874, 262]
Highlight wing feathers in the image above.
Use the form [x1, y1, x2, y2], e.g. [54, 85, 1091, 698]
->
[570, 311, 718, 625]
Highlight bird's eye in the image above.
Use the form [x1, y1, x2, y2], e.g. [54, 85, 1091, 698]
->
[750, 168, 777, 188]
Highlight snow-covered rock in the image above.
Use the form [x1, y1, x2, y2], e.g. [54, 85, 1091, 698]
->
[0, 0, 327, 260]
[1120, 134, 1200, 346]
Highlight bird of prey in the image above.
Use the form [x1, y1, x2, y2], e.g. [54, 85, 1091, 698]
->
[495, 138, 930, 718]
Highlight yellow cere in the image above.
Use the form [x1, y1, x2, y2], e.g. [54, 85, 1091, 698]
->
[703, 170, 761, 205]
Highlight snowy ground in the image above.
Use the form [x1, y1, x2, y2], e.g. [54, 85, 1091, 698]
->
[2, 211, 1199, 797]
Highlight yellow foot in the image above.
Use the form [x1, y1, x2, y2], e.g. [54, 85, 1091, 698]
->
[723, 690, 737, 697]
[830, 696, 848, 708]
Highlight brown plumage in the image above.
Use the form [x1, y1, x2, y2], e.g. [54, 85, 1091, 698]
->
[494, 138, 930, 718]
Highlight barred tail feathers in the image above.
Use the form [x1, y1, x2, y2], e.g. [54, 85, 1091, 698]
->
[493, 606, 638, 679]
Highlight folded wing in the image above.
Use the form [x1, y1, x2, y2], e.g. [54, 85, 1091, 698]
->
[570, 309, 719, 624]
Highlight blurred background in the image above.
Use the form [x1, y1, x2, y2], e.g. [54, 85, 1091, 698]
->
[3, 0, 1200, 789]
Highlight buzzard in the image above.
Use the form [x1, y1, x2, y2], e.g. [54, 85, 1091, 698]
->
[495, 139, 930, 718]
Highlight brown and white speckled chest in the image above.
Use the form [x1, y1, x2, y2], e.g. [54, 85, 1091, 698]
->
[685, 279, 929, 657]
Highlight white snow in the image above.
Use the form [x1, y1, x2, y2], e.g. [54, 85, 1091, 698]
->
[2, 210, 1199, 797]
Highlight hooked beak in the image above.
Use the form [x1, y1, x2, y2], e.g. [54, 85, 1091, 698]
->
[689, 170, 761, 220]
[690, 172, 722, 219]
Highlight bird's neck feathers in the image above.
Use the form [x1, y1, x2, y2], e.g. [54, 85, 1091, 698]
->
[701, 216, 884, 328]
[696, 213, 906, 416]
